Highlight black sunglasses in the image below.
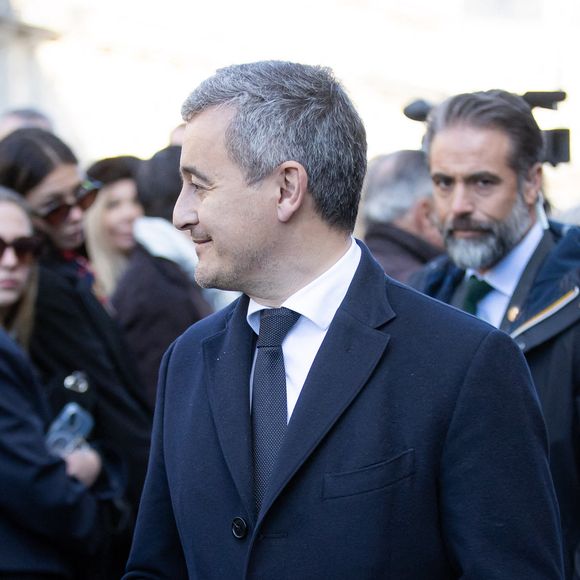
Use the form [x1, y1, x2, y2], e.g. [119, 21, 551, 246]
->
[0, 235, 43, 263]
[32, 179, 102, 226]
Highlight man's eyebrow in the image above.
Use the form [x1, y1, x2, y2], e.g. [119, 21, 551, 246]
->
[431, 171, 453, 180]
[466, 171, 501, 183]
[180, 164, 213, 186]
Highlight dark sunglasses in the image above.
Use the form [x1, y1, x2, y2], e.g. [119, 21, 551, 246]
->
[0, 235, 43, 263]
[32, 179, 102, 226]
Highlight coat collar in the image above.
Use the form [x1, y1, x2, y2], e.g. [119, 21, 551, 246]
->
[203, 295, 255, 516]
[418, 222, 580, 351]
[203, 241, 396, 520]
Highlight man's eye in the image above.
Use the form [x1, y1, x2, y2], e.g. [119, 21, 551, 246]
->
[190, 182, 210, 198]
[473, 177, 498, 194]
[433, 176, 453, 190]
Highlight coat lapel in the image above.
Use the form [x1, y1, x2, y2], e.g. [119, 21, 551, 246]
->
[204, 296, 256, 516]
[260, 243, 396, 516]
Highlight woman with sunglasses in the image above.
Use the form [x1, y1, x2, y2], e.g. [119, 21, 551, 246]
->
[0, 128, 152, 578]
[0, 197, 41, 348]
[0, 187, 123, 579]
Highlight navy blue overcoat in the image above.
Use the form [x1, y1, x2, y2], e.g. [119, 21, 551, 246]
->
[126, 243, 564, 579]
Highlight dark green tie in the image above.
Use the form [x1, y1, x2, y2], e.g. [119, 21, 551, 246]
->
[462, 276, 494, 315]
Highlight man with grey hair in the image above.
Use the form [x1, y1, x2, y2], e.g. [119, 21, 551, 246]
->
[362, 149, 443, 281]
[413, 88, 580, 577]
[124, 64, 563, 579]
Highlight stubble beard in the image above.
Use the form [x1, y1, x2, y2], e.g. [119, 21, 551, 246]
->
[193, 245, 269, 294]
[437, 194, 533, 271]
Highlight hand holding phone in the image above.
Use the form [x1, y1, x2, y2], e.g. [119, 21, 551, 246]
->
[46, 402, 94, 457]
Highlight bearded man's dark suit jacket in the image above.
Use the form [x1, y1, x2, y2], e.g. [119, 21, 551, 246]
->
[125, 242, 564, 579]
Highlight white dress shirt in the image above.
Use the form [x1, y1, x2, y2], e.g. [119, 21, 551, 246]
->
[466, 221, 544, 328]
[247, 239, 361, 422]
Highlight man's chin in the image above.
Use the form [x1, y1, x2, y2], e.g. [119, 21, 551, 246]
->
[194, 267, 221, 290]
[446, 236, 500, 271]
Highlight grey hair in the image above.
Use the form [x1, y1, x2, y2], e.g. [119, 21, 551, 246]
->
[423, 90, 544, 182]
[362, 150, 432, 225]
[181, 61, 367, 232]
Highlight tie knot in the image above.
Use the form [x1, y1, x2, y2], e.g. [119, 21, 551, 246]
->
[257, 308, 300, 347]
[463, 276, 494, 314]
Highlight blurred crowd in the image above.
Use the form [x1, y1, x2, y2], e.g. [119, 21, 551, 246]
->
[0, 109, 234, 579]
[0, 84, 580, 579]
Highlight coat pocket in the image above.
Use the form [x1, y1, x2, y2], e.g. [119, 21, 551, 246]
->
[323, 449, 415, 499]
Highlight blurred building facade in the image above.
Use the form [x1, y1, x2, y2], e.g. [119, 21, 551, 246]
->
[1, 0, 579, 210]
[0, 0, 57, 110]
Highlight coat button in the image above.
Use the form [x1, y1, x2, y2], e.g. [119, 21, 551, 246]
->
[231, 517, 248, 539]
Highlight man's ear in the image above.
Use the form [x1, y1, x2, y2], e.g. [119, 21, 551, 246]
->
[522, 162, 543, 205]
[412, 198, 432, 232]
[412, 197, 444, 249]
[276, 161, 308, 223]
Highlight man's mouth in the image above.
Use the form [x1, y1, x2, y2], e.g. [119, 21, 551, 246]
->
[446, 218, 493, 240]
[450, 229, 490, 239]
[192, 236, 212, 245]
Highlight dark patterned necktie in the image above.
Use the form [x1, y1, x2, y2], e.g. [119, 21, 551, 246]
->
[462, 276, 494, 315]
[252, 307, 300, 513]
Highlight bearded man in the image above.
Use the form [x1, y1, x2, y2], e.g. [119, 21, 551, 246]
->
[412, 89, 580, 578]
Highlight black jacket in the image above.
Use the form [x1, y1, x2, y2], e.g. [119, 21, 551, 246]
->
[0, 328, 123, 578]
[30, 248, 153, 577]
[413, 221, 580, 577]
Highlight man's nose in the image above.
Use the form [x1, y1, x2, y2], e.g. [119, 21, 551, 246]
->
[173, 187, 199, 231]
[450, 184, 474, 216]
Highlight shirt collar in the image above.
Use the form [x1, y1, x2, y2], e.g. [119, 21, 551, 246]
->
[247, 238, 361, 334]
[467, 221, 544, 298]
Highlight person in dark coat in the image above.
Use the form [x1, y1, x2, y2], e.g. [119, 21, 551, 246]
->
[0, 187, 123, 579]
[111, 244, 212, 409]
[0, 129, 152, 578]
[362, 150, 443, 282]
[85, 155, 212, 409]
[125, 61, 564, 579]
[411, 88, 580, 578]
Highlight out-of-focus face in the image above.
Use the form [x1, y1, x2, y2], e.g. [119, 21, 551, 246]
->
[25, 163, 87, 251]
[0, 201, 35, 320]
[429, 124, 540, 271]
[101, 179, 143, 254]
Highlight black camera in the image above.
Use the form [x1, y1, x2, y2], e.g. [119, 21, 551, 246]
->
[403, 91, 570, 166]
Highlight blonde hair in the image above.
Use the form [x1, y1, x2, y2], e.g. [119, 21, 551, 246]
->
[84, 188, 130, 299]
[0, 188, 38, 350]
[4, 264, 38, 349]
